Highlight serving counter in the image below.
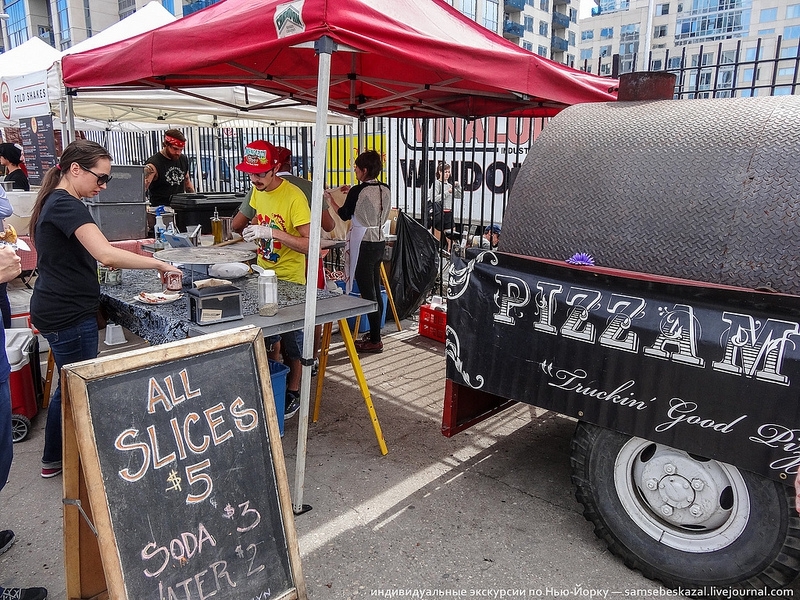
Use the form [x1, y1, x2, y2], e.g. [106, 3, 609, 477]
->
[99, 269, 360, 345]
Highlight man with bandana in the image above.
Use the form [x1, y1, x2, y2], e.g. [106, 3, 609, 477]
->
[144, 129, 195, 206]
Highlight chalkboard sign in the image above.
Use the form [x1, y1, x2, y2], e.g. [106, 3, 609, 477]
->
[62, 326, 306, 599]
[18, 115, 56, 186]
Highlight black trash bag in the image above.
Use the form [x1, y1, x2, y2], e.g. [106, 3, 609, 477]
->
[388, 210, 439, 320]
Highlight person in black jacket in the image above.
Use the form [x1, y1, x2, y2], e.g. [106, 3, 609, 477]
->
[0, 144, 29, 191]
[144, 129, 195, 206]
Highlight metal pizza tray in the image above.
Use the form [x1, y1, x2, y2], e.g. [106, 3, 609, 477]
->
[153, 247, 256, 265]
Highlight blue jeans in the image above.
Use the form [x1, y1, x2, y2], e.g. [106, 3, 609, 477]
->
[0, 378, 12, 491]
[41, 318, 98, 465]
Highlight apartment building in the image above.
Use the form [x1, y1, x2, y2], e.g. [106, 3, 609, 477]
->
[0, 0, 184, 52]
[444, 0, 583, 65]
[578, 0, 800, 94]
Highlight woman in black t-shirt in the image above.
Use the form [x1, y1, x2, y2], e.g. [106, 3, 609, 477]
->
[0, 144, 29, 191]
[29, 140, 180, 479]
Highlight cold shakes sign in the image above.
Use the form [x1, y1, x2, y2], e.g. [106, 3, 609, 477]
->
[446, 250, 800, 483]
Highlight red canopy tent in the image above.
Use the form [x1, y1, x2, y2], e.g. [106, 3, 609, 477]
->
[61, 0, 618, 514]
[61, 0, 616, 118]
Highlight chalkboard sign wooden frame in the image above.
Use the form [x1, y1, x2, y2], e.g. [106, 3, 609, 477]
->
[62, 326, 306, 600]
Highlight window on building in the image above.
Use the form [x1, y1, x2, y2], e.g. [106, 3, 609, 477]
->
[600, 44, 612, 56]
[780, 45, 800, 57]
[654, 24, 668, 37]
[570, 8, 578, 22]
[721, 50, 736, 63]
[580, 48, 593, 60]
[526, 0, 534, 5]
[668, 56, 682, 68]
[719, 66, 734, 87]
[566, 53, 575, 66]
[601, 62, 612, 75]
[600, 26, 614, 39]
[539, 20, 549, 36]
[652, 59, 663, 69]
[758, 28, 776, 34]
[785, 25, 800, 39]
[568, 31, 576, 45]
[540, 0, 549, 11]
[118, 0, 136, 18]
[691, 51, 714, 66]
[760, 7, 778, 21]
[582, 29, 594, 40]
[538, 45, 548, 57]
[56, 0, 72, 49]
[788, 4, 800, 18]
[462, 0, 477, 19]
[525, 15, 535, 31]
[741, 67, 758, 81]
[774, 86, 792, 94]
[656, 3, 670, 15]
[5, 0, 29, 48]
[483, 0, 499, 30]
[745, 47, 762, 60]
[778, 67, 795, 76]
[619, 23, 639, 56]
[161, 0, 174, 13]
[523, 40, 533, 50]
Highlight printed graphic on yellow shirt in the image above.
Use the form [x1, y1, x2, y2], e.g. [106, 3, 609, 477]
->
[256, 213, 283, 264]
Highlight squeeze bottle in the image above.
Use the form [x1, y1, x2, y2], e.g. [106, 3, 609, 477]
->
[154, 206, 167, 249]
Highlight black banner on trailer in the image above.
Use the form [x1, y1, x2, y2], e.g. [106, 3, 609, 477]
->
[446, 249, 800, 484]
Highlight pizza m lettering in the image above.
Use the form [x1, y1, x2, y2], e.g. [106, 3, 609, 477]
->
[712, 313, 799, 385]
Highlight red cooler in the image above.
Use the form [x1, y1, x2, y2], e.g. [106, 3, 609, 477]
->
[6, 328, 38, 442]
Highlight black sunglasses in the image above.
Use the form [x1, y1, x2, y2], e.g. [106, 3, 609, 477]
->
[79, 164, 113, 186]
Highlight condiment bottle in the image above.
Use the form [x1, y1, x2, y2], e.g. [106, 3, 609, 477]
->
[258, 269, 279, 316]
[211, 207, 223, 245]
[154, 206, 167, 249]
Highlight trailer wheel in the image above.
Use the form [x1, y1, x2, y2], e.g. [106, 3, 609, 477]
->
[570, 422, 800, 591]
[11, 415, 30, 443]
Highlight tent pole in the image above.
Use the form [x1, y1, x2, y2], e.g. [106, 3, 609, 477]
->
[190, 127, 203, 193]
[293, 35, 335, 514]
[66, 94, 76, 145]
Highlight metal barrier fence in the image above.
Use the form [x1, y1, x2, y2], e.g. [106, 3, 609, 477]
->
[581, 35, 800, 98]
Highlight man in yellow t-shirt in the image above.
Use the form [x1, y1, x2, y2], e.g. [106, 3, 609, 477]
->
[237, 141, 311, 283]
[236, 140, 311, 419]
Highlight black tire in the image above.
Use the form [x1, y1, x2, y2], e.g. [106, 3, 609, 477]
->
[11, 415, 30, 443]
[570, 422, 800, 592]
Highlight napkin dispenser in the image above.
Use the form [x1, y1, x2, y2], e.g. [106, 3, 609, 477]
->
[187, 285, 243, 325]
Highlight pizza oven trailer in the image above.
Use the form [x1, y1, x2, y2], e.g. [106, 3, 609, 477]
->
[443, 89, 800, 592]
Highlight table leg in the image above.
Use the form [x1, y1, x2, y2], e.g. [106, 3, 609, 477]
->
[338, 317, 388, 455]
[380, 263, 402, 332]
[312, 322, 333, 422]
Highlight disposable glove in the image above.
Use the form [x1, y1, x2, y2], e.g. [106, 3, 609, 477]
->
[243, 225, 273, 242]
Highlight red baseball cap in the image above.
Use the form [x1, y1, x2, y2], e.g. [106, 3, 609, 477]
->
[275, 146, 292, 166]
[236, 140, 280, 174]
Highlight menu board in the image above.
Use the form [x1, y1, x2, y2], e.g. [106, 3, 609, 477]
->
[19, 115, 57, 186]
[62, 327, 306, 599]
